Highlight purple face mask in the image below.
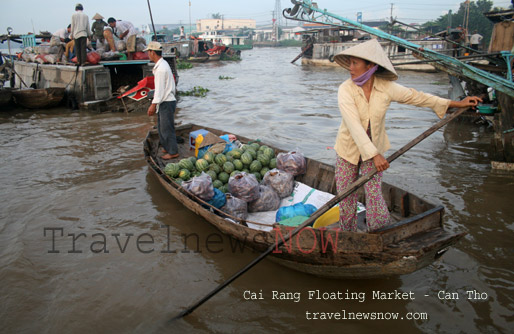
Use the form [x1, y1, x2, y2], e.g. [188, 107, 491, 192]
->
[352, 64, 379, 86]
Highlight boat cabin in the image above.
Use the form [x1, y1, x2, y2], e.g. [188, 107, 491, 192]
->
[2, 32, 177, 112]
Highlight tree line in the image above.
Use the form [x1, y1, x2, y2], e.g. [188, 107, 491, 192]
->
[421, 0, 512, 46]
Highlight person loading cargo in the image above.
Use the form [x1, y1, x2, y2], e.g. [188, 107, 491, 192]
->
[106, 17, 137, 60]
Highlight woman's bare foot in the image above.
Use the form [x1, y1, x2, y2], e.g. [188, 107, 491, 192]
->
[161, 153, 179, 160]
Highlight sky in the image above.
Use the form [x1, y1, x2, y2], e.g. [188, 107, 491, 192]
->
[0, 0, 512, 35]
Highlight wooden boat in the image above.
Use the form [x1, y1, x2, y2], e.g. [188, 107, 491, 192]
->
[12, 87, 65, 109]
[144, 124, 465, 278]
[0, 88, 13, 108]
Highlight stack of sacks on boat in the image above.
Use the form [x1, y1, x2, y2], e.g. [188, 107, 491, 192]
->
[18, 39, 148, 65]
[19, 43, 101, 64]
[20, 45, 60, 64]
[163, 130, 352, 231]
[94, 37, 149, 60]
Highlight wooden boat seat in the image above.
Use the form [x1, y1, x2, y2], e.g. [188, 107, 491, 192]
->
[384, 228, 464, 257]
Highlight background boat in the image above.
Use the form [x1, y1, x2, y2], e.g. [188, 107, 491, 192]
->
[0, 88, 14, 108]
[11, 87, 64, 109]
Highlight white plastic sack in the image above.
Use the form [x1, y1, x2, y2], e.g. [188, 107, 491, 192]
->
[116, 40, 126, 52]
[182, 172, 215, 201]
[262, 169, 294, 198]
[276, 149, 307, 176]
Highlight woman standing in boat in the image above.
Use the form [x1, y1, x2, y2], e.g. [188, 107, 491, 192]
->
[332, 39, 481, 232]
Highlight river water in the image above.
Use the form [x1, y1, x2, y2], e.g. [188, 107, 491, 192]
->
[0, 47, 512, 333]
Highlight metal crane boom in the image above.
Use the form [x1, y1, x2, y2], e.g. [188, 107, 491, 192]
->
[283, 0, 514, 98]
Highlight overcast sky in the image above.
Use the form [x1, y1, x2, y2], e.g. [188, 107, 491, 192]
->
[1, 0, 512, 35]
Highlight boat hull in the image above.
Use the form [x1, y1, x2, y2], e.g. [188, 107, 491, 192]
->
[12, 87, 64, 109]
[144, 124, 465, 278]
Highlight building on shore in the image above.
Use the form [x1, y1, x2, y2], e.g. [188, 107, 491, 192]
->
[196, 19, 255, 32]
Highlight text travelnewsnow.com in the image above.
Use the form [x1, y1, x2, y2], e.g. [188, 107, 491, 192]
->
[305, 309, 428, 321]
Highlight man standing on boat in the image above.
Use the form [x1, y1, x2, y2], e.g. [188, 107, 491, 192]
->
[146, 42, 179, 160]
[91, 13, 107, 48]
[70, 3, 90, 66]
[469, 30, 483, 53]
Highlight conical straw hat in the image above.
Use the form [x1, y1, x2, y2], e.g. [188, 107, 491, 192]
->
[333, 39, 398, 81]
[92, 13, 104, 20]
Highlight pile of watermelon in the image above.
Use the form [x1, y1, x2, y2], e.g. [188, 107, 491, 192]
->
[163, 142, 278, 194]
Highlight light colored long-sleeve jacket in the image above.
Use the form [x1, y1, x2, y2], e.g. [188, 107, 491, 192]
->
[70, 10, 90, 39]
[335, 77, 451, 165]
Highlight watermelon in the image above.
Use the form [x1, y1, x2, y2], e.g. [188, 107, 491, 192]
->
[260, 167, 270, 177]
[215, 153, 228, 166]
[246, 148, 257, 159]
[258, 145, 268, 152]
[203, 151, 215, 163]
[269, 158, 277, 169]
[257, 153, 270, 167]
[195, 158, 209, 172]
[262, 147, 275, 159]
[206, 170, 217, 181]
[250, 142, 260, 151]
[209, 163, 222, 174]
[233, 159, 244, 171]
[227, 148, 243, 159]
[218, 172, 230, 184]
[179, 158, 194, 171]
[249, 160, 262, 173]
[242, 168, 250, 173]
[213, 180, 223, 189]
[188, 156, 197, 165]
[178, 169, 191, 180]
[230, 170, 241, 177]
[240, 152, 253, 165]
[220, 185, 229, 193]
[164, 163, 180, 178]
[223, 161, 235, 174]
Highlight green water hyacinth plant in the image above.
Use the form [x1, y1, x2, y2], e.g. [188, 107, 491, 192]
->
[177, 86, 210, 97]
[176, 60, 193, 70]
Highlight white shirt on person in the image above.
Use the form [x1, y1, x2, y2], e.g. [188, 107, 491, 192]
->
[114, 20, 137, 40]
[152, 57, 176, 112]
[470, 33, 483, 45]
[53, 28, 69, 40]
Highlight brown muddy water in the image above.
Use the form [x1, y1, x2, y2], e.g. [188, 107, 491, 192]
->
[0, 47, 512, 334]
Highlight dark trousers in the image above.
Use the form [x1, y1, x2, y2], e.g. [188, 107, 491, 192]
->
[157, 101, 178, 155]
[75, 37, 87, 65]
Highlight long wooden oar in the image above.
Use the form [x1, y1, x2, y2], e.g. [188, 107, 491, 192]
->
[169, 106, 469, 321]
